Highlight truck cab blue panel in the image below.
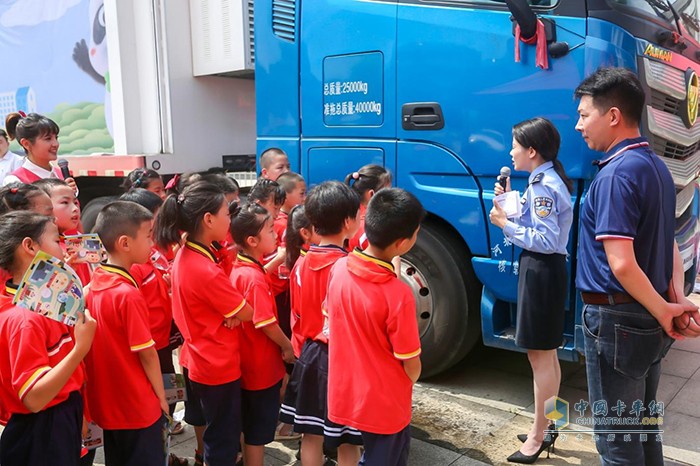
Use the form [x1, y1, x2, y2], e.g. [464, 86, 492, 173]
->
[255, 0, 300, 138]
[396, 141, 488, 257]
[396, 3, 594, 181]
[585, 18, 640, 74]
[301, 139, 395, 186]
[300, 0, 397, 139]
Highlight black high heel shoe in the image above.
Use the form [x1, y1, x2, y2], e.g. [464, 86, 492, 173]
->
[517, 423, 558, 443]
[507, 437, 556, 464]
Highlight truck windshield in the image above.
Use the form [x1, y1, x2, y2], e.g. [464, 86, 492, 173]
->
[609, 0, 700, 42]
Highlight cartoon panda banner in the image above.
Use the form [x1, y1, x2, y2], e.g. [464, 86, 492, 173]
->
[0, 0, 113, 154]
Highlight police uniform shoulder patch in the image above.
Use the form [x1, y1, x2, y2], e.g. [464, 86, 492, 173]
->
[530, 173, 544, 184]
[534, 197, 554, 218]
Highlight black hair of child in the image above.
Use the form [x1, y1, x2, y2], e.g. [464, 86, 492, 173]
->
[248, 178, 286, 207]
[364, 188, 425, 249]
[94, 201, 154, 254]
[5, 112, 59, 153]
[260, 148, 287, 169]
[155, 180, 225, 250]
[165, 172, 202, 196]
[305, 180, 360, 236]
[276, 172, 304, 194]
[119, 188, 164, 214]
[33, 178, 71, 196]
[230, 203, 270, 248]
[0, 182, 46, 215]
[200, 172, 240, 194]
[122, 168, 162, 191]
[344, 164, 392, 199]
[0, 211, 55, 270]
[285, 204, 310, 270]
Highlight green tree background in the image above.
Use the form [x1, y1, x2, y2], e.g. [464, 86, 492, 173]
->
[10, 102, 114, 155]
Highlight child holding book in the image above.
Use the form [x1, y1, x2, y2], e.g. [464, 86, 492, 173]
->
[230, 203, 295, 466]
[0, 211, 96, 465]
[280, 181, 363, 466]
[84, 201, 170, 466]
[33, 179, 91, 285]
[326, 188, 424, 466]
[156, 181, 253, 466]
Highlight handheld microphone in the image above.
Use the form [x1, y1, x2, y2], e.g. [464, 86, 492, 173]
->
[499, 166, 511, 190]
[57, 159, 71, 180]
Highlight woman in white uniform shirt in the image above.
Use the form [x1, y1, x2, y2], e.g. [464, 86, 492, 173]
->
[0, 128, 23, 182]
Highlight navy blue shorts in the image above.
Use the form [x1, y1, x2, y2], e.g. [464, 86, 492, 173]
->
[182, 367, 205, 427]
[189, 377, 242, 466]
[359, 425, 411, 466]
[280, 340, 362, 447]
[242, 380, 283, 445]
[103, 415, 167, 466]
[0, 390, 83, 466]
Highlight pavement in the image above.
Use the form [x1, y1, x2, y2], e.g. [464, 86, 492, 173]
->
[5, 294, 700, 465]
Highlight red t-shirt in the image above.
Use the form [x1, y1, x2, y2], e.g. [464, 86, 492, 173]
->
[274, 211, 289, 247]
[289, 250, 306, 357]
[171, 241, 247, 385]
[212, 232, 237, 276]
[326, 250, 421, 434]
[0, 286, 85, 418]
[347, 204, 368, 251]
[230, 254, 285, 391]
[295, 245, 348, 344]
[130, 248, 172, 350]
[84, 265, 162, 430]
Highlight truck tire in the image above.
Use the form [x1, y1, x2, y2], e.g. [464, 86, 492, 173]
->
[80, 195, 119, 233]
[400, 222, 481, 378]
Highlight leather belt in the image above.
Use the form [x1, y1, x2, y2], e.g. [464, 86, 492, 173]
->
[581, 292, 636, 305]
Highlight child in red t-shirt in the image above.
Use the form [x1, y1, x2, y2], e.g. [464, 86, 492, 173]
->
[284, 205, 320, 358]
[155, 180, 253, 466]
[344, 164, 392, 251]
[0, 211, 96, 466]
[280, 181, 363, 465]
[120, 188, 190, 450]
[85, 201, 170, 466]
[259, 148, 291, 181]
[122, 168, 167, 200]
[229, 203, 295, 466]
[33, 179, 92, 285]
[0, 183, 55, 287]
[326, 188, 424, 466]
[201, 172, 241, 276]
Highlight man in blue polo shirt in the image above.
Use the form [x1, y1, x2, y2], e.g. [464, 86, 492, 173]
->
[575, 67, 700, 465]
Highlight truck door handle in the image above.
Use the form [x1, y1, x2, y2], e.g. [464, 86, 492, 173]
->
[402, 103, 445, 130]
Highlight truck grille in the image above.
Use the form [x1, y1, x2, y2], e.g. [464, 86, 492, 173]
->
[641, 57, 700, 197]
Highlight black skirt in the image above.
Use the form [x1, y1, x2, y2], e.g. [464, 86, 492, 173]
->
[516, 250, 567, 350]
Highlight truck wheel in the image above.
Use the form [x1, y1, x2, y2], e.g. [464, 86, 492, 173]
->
[80, 195, 119, 233]
[399, 222, 481, 378]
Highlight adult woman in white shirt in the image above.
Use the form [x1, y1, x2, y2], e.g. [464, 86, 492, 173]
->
[0, 128, 23, 182]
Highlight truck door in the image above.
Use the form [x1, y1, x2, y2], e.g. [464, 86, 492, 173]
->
[396, 0, 587, 363]
[298, 0, 398, 183]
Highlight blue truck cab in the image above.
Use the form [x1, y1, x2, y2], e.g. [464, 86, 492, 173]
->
[255, 0, 700, 377]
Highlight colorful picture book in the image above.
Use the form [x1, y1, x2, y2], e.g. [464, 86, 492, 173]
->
[163, 373, 188, 404]
[83, 422, 103, 450]
[12, 251, 84, 326]
[63, 233, 107, 264]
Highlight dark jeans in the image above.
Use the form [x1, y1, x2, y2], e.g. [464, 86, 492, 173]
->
[582, 303, 673, 466]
